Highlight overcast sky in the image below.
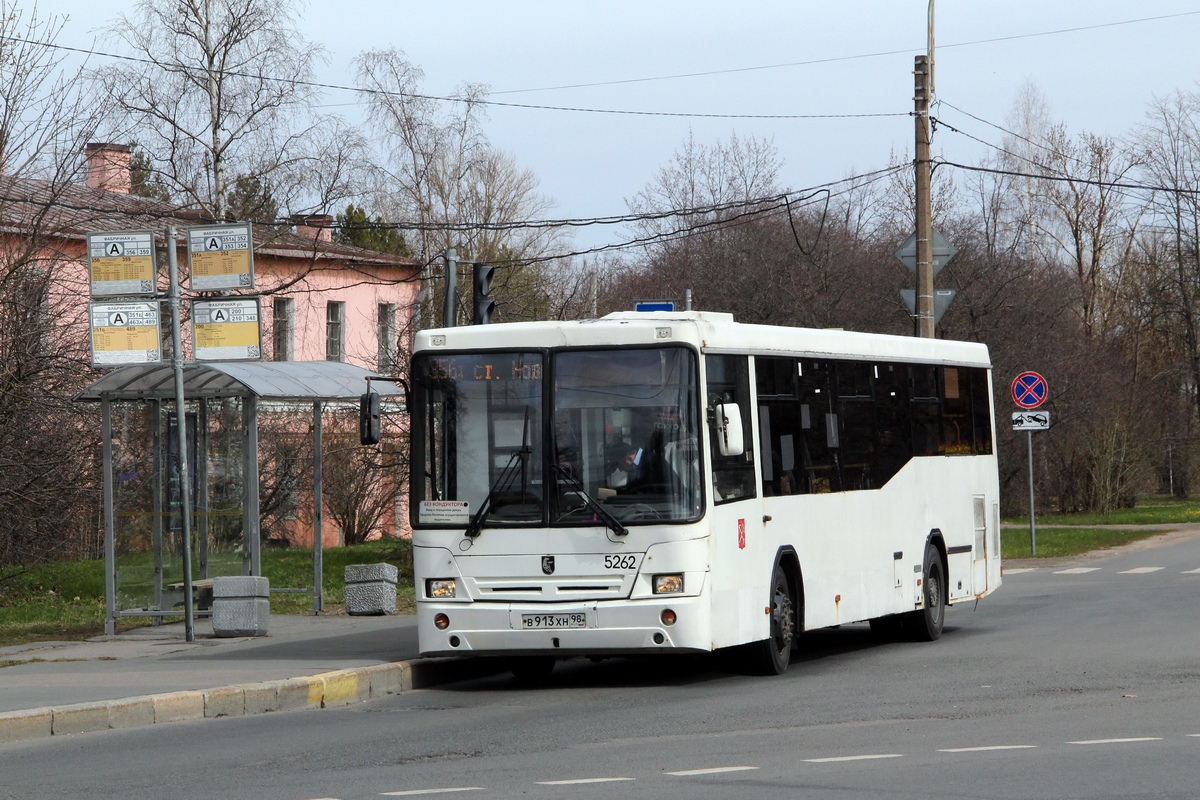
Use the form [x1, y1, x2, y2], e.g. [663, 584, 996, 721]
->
[28, 0, 1200, 254]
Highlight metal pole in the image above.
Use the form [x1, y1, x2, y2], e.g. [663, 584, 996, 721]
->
[166, 226, 196, 642]
[244, 397, 261, 577]
[685, 288, 693, 311]
[913, 55, 935, 338]
[102, 400, 116, 636]
[442, 247, 458, 328]
[313, 400, 324, 614]
[1027, 429, 1037, 556]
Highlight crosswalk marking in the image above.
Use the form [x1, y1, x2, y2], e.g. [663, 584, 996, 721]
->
[1118, 567, 1163, 574]
[1054, 567, 1101, 574]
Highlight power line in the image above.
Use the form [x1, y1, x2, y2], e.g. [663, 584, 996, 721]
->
[0, 34, 905, 121]
[935, 159, 1197, 197]
[492, 11, 1200, 95]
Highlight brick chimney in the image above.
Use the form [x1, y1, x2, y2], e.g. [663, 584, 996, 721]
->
[85, 143, 132, 194]
[292, 213, 334, 243]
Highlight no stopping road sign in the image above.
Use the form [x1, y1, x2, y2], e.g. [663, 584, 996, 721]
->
[1012, 371, 1048, 409]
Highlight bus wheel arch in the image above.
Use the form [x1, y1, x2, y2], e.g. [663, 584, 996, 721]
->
[745, 547, 802, 675]
[910, 532, 947, 642]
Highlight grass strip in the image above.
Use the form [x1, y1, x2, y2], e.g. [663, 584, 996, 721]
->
[1001, 527, 1165, 560]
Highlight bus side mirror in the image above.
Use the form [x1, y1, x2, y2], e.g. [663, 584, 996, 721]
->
[715, 402, 744, 457]
[360, 391, 381, 445]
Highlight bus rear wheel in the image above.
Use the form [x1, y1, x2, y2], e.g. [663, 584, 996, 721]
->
[747, 562, 796, 675]
[907, 543, 945, 642]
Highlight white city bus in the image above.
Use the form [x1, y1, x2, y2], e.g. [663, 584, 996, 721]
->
[407, 311, 1000, 678]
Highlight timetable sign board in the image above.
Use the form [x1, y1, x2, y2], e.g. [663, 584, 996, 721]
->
[187, 223, 254, 291]
[89, 301, 161, 367]
[87, 231, 157, 296]
[192, 297, 261, 361]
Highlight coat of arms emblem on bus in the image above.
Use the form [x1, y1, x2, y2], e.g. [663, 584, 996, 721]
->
[541, 556, 555, 575]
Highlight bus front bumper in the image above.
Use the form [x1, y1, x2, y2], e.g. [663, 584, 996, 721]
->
[417, 596, 711, 657]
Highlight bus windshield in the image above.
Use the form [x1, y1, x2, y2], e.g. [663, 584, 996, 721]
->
[412, 346, 702, 529]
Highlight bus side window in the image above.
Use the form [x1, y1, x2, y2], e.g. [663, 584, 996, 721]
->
[705, 354, 756, 504]
[969, 367, 994, 454]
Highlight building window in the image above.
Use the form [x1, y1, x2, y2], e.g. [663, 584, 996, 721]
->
[377, 303, 397, 373]
[326, 301, 345, 361]
[272, 297, 293, 361]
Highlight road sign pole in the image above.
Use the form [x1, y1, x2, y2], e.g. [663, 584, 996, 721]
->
[1027, 429, 1037, 557]
[167, 226, 196, 643]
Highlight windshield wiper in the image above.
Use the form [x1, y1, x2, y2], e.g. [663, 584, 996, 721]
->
[463, 448, 527, 538]
[464, 406, 531, 539]
[553, 464, 628, 537]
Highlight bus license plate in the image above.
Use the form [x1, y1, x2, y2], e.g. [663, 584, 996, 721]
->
[521, 613, 587, 629]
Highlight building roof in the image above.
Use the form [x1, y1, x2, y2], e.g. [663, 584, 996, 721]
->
[0, 175, 418, 270]
[74, 360, 407, 402]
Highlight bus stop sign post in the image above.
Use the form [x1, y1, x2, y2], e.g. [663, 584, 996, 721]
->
[1012, 371, 1049, 556]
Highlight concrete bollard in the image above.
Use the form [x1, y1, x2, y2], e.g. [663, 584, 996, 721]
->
[344, 563, 398, 615]
[212, 576, 270, 637]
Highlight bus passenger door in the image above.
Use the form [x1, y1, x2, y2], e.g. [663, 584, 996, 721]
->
[972, 495, 990, 594]
[705, 355, 768, 647]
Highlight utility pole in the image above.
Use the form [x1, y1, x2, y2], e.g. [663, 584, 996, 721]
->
[913, 54, 934, 338]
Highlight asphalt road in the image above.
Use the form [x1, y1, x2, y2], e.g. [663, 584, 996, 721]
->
[3, 530, 1199, 800]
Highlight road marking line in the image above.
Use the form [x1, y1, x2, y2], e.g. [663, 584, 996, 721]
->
[938, 745, 1038, 753]
[665, 767, 758, 776]
[1003, 568, 1038, 575]
[1067, 738, 1163, 745]
[1188, 734, 1200, 737]
[1182, 568, 1200, 574]
[1054, 568, 1101, 574]
[804, 754, 904, 763]
[381, 790, 484, 796]
[1118, 567, 1163, 574]
[535, 778, 635, 785]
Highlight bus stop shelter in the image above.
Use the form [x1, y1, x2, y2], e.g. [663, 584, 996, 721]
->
[75, 361, 405, 635]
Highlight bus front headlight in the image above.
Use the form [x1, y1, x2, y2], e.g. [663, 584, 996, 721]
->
[653, 574, 684, 594]
[426, 578, 457, 599]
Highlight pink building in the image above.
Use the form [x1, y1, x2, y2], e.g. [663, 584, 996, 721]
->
[1, 143, 421, 548]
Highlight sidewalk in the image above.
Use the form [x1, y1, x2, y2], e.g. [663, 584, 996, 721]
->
[0, 614, 500, 745]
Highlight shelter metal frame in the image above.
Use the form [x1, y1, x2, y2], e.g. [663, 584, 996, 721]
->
[76, 361, 405, 635]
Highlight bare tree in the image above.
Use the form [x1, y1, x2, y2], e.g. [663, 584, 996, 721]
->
[1034, 126, 1142, 340]
[354, 48, 566, 325]
[93, 0, 327, 219]
[0, 3, 106, 567]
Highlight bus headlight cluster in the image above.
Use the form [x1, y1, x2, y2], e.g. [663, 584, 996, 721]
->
[426, 578, 457, 599]
[653, 573, 684, 594]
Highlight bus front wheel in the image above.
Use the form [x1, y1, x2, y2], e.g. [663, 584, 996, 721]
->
[747, 562, 796, 675]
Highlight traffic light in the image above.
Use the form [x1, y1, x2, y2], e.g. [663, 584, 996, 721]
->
[359, 391, 381, 445]
[472, 263, 495, 325]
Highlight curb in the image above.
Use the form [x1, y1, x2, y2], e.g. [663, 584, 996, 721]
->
[0, 657, 504, 746]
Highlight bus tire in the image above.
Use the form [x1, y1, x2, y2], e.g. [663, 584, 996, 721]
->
[747, 561, 796, 675]
[908, 543, 945, 642]
[509, 655, 556, 686]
